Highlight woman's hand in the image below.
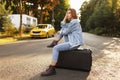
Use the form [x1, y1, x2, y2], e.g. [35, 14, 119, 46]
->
[62, 12, 67, 22]
[57, 31, 61, 34]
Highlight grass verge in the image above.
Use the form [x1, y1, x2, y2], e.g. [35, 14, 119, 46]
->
[0, 34, 31, 45]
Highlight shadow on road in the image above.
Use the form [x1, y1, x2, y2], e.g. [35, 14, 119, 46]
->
[30, 69, 90, 80]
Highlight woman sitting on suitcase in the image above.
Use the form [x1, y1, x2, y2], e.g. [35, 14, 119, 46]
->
[41, 8, 84, 76]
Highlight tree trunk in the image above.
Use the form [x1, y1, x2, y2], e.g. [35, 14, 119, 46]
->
[39, 7, 44, 24]
[19, 0, 23, 37]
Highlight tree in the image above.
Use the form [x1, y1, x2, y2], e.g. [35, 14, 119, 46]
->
[54, 0, 70, 31]
[0, 1, 16, 36]
[19, 0, 23, 37]
[80, 0, 120, 36]
[1, 0, 70, 33]
[112, 0, 120, 36]
[0, 1, 12, 28]
[80, 0, 98, 31]
[26, 0, 60, 24]
[80, 1, 89, 31]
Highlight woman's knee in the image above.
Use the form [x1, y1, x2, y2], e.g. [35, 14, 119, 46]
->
[53, 45, 59, 51]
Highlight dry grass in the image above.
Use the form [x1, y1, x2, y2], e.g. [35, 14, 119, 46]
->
[0, 38, 17, 45]
[0, 34, 30, 45]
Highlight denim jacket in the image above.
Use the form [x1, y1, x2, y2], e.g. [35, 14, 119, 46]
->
[60, 19, 84, 48]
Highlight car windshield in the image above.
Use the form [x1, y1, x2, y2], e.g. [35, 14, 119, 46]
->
[37, 25, 47, 29]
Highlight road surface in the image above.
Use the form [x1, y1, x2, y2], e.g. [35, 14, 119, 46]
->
[0, 32, 119, 80]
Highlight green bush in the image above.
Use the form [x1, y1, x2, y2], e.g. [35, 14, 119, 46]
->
[89, 27, 105, 35]
[2, 23, 18, 37]
[94, 27, 105, 35]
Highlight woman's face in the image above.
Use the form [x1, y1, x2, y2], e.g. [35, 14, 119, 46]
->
[66, 10, 72, 20]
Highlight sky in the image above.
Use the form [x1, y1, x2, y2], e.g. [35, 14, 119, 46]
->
[69, 0, 89, 13]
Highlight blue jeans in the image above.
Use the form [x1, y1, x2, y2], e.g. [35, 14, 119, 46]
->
[52, 34, 79, 62]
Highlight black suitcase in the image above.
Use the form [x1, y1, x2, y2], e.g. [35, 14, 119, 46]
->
[56, 49, 92, 72]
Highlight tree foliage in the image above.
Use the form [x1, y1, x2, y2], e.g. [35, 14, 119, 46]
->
[80, 0, 120, 36]
[54, 0, 70, 31]
[23, 0, 70, 30]
[0, 0, 70, 33]
[25, 0, 60, 24]
[0, 1, 16, 36]
[0, 1, 12, 28]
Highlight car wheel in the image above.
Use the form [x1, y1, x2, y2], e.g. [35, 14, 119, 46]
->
[52, 34, 54, 37]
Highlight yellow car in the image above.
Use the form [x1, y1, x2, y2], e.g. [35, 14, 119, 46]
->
[30, 24, 55, 38]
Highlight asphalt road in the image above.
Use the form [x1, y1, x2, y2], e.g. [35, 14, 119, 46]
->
[0, 32, 119, 80]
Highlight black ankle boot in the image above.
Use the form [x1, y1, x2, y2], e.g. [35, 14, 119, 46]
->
[47, 40, 58, 48]
[41, 65, 56, 76]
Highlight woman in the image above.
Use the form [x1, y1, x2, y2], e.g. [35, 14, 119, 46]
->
[41, 8, 84, 76]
